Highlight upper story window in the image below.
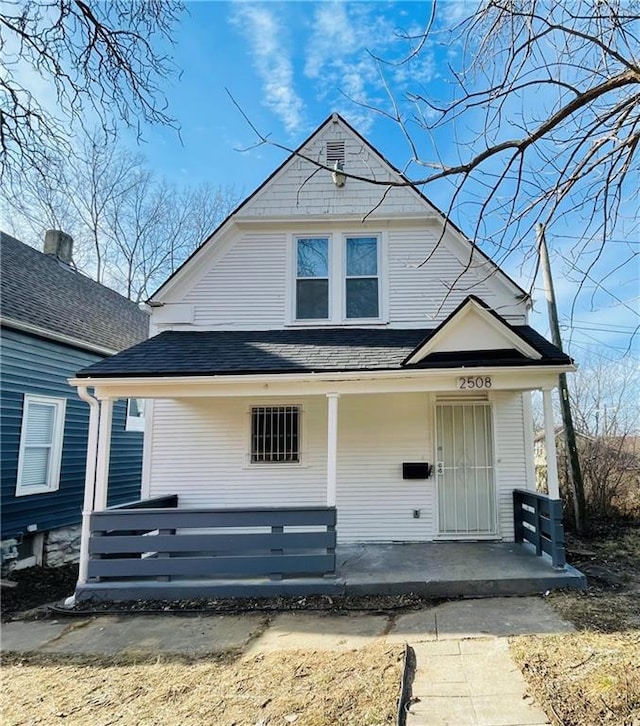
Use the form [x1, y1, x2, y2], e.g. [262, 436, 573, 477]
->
[16, 395, 66, 496]
[293, 234, 381, 323]
[345, 236, 379, 319]
[296, 238, 329, 320]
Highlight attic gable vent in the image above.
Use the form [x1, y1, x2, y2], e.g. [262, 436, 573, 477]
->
[326, 141, 345, 166]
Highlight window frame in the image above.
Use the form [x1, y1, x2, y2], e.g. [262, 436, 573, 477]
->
[294, 235, 332, 322]
[249, 404, 302, 465]
[125, 398, 146, 432]
[289, 232, 385, 325]
[16, 394, 66, 497]
[342, 234, 381, 322]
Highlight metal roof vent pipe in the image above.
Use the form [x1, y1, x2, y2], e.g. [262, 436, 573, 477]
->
[44, 229, 74, 266]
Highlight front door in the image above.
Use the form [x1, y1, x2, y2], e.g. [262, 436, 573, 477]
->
[435, 402, 497, 536]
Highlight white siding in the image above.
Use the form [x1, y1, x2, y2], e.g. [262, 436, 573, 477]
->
[492, 391, 529, 540]
[148, 396, 326, 508]
[182, 232, 287, 327]
[238, 124, 431, 220]
[165, 226, 526, 330]
[388, 228, 526, 324]
[336, 393, 435, 543]
[148, 393, 438, 543]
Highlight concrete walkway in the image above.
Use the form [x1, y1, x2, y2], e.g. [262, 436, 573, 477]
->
[2, 596, 573, 725]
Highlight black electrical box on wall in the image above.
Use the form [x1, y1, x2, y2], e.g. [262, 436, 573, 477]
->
[402, 462, 432, 479]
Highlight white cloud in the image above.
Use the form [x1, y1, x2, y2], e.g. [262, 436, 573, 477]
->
[303, 2, 436, 131]
[230, 5, 305, 135]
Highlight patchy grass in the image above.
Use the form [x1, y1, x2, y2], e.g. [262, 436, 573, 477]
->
[511, 631, 640, 726]
[1, 644, 403, 726]
[511, 521, 640, 726]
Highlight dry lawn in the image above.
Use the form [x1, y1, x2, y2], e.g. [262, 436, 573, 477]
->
[511, 523, 640, 726]
[511, 631, 640, 726]
[1, 644, 403, 726]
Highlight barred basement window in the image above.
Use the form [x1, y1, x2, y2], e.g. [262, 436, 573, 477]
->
[251, 406, 300, 463]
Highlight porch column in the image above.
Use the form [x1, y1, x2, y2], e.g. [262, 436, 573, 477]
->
[326, 392, 340, 507]
[542, 388, 560, 499]
[77, 387, 100, 586]
[94, 397, 114, 511]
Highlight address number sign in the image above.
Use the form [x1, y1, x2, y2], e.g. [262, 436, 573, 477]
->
[457, 376, 493, 390]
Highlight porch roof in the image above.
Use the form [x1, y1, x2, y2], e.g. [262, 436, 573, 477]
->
[76, 326, 571, 378]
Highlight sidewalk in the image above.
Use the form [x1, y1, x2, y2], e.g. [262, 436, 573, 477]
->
[2, 596, 573, 725]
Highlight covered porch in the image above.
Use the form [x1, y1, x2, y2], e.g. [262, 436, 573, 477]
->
[69, 313, 582, 603]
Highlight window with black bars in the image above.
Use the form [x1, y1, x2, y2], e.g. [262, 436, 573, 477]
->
[251, 406, 300, 463]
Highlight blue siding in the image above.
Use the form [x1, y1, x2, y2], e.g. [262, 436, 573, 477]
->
[1, 328, 143, 538]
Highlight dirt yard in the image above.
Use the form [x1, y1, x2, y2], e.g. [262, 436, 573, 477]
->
[511, 520, 640, 726]
[1, 644, 403, 726]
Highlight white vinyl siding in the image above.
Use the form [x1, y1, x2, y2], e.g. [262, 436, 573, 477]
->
[147, 393, 438, 543]
[16, 395, 66, 496]
[182, 232, 287, 327]
[492, 391, 529, 540]
[387, 228, 525, 324]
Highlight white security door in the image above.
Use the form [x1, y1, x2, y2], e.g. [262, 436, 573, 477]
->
[435, 402, 497, 536]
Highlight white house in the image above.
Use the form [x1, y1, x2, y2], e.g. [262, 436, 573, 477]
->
[70, 114, 578, 600]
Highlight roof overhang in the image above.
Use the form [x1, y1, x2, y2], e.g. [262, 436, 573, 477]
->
[70, 363, 574, 400]
[2, 317, 117, 356]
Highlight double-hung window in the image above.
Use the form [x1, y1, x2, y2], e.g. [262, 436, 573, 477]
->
[16, 395, 66, 496]
[293, 234, 381, 322]
[251, 406, 300, 463]
[296, 237, 329, 320]
[345, 236, 379, 319]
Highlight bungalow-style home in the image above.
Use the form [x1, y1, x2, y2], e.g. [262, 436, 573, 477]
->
[69, 114, 583, 601]
[0, 231, 148, 573]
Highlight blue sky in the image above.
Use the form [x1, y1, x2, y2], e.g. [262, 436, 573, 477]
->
[14, 1, 640, 360]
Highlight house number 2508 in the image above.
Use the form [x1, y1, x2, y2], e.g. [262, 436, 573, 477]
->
[457, 376, 492, 390]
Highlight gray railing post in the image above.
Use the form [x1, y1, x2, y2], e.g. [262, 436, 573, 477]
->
[270, 525, 284, 581]
[549, 499, 566, 568]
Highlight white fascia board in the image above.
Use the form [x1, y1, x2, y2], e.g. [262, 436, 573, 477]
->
[2, 317, 117, 356]
[68, 364, 573, 400]
[405, 300, 542, 366]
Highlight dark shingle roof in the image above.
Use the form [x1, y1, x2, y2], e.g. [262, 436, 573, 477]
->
[77, 326, 572, 378]
[1, 232, 149, 352]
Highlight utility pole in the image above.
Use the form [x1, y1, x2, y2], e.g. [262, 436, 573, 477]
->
[537, 223, 586, 533]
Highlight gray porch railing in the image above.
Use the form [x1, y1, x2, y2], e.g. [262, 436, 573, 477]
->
[513, 489, 565, 568]
[88, 499, 337, 581]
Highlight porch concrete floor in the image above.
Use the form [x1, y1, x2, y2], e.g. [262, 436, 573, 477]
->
[338, 541, 585, 597]
[75, 541, 585, 603]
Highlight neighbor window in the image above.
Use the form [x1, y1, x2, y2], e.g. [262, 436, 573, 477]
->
[296, 237, 329, 319]
[16, 395, 66, 496]
[251, 406, 300, 463]
[126, 398, 145, 432]
[345, 236, 379, 318]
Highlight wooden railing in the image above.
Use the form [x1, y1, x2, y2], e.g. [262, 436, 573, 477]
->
[88, 501, 337, 581]
[513, 489, 565, 568]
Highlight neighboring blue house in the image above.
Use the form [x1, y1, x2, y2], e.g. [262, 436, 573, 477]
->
[0, 230, 149, 573]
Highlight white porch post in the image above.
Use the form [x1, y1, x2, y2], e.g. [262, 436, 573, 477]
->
[543, 388, 560, 499]
[76, 387, 100, 587]
[326, 392, 340, 507]
[94, 397, 114, 511]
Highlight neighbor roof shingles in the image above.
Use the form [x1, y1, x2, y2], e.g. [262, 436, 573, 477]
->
[76, 327, 572, 378]
[1, 232, 149, 352]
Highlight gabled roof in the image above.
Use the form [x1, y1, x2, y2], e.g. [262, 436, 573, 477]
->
[403, 296, 554, 367]
[149, 113, 529, 304]
[76, 324, 571, 378]
[1, 232, 149, 354]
